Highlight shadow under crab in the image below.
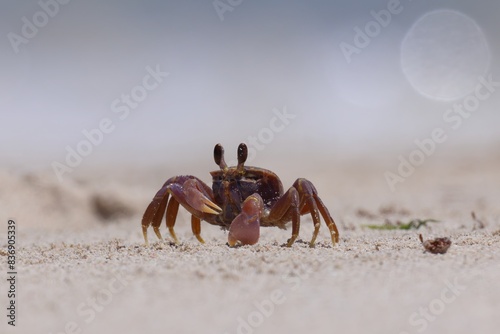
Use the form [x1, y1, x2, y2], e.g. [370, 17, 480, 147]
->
[141, 143, 339, 248]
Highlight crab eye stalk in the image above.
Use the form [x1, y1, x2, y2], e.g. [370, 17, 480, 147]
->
[237, 143, 248, 172]
[214, 143, 228, 170]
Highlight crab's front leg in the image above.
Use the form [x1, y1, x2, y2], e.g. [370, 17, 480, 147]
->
[141, 176, 221, 246]
[227, 194, 264, 246]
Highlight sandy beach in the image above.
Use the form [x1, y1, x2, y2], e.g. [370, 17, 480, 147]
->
[1, 153, 499, 334]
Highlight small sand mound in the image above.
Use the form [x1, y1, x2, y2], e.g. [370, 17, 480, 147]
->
[91, 193, 135, 221]
[0, 170, 147, 229]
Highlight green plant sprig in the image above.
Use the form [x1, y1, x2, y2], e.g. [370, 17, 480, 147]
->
[363, 219, 440, 230]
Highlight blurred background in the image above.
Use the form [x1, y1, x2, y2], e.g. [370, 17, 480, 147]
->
[1, 0, 499, 176]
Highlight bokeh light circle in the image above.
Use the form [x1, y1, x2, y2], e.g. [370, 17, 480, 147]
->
[401, 10, 490, 101]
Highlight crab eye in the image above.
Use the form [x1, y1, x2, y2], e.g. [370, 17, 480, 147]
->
[237, 143, 248, 171]
[214, 143, 227, 169]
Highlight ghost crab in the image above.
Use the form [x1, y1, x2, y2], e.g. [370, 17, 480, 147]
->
[141, 143, 339, 247]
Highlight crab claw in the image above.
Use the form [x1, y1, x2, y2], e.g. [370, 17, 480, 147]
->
[228, 194, 264, 246]
[183, 179, 222, 215]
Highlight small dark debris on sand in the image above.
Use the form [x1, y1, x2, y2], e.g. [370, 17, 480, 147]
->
[419, 234, 451, 254]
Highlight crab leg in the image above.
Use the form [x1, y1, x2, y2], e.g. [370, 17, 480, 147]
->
[142, 176, 220, 246]
[314, 194, 339, 244]
[228, 194, 264, 246]
[304, 196, 321, 247]
[191, 216, 205, 244]
[142, 185, 171, 246]
[267, 187, 300, 247]
[293, 178, 339, 247]
[166, 178, 221, 243]
[165, 197, 180, 244]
